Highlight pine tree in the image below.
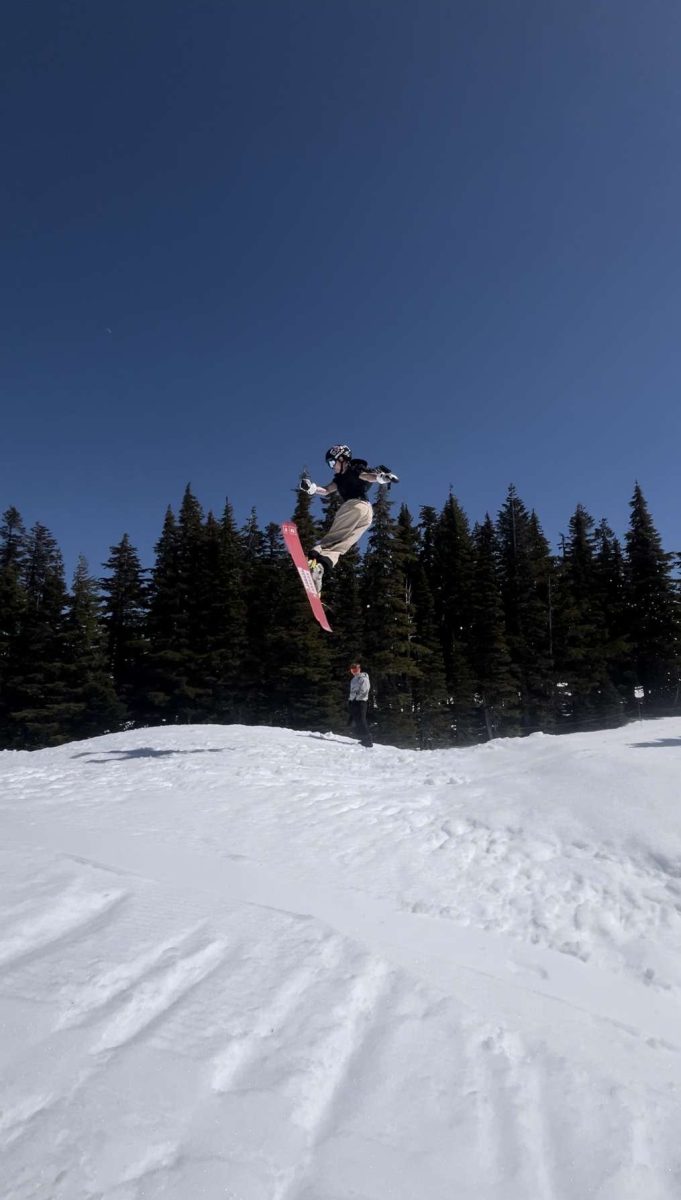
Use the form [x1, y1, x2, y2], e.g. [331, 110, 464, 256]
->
[0, 506, 26, 571]
[527, 510, 556, 719]
[624, 483, 681, 704]
[0, 508, 28, 747]
[201, 502, 247, 721]
[592, 520, 631, 697]
[496, 486, 554, 729]
[410, 505, 454, 744]
[141, 505, 186, 723]
[418, 506, 439, 585]
[4, 523, 70, 747]
[61, 557, 125, 740]
[360, 491, 418, 745]
[470, 516, 520, 737]
[394, 504, 421, 652]
[395, 505, 450, 747]
[100, 534, 148, 723]
[552, 506, 624, 725]
[432, 493, 477, 740]
[239, 509, 270, 722]
[150, 485, 225, 723]
[142, 488, 251, 725]
[174, 485, 218, 720]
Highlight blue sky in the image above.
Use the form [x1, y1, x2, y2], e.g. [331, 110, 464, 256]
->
[2, 0, 681, 577]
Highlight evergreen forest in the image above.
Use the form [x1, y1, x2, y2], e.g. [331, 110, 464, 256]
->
[1, 481, 680, 751]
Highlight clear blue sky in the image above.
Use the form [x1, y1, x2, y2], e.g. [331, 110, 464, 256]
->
[2, 0, 681, 577]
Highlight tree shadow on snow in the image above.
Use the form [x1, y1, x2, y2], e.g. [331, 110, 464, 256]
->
[630, 738, 681, 749]
[71, 747, 231, 762]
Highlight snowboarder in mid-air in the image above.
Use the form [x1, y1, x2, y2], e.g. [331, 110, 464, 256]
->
[299, 445, 399, 594]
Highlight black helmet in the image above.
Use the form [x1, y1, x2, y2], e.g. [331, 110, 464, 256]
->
[326, 444, 352, 468]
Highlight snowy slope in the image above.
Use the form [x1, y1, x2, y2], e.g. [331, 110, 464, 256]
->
[2, 719, 681, 1199]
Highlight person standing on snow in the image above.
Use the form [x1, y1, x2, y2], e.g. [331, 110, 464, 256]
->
[348, 662, 373, 748]
[299, 445, 398, 594]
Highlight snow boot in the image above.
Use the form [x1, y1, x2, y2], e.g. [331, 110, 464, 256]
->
[307, 558, 324, 595]
[307, 553, 333, 596]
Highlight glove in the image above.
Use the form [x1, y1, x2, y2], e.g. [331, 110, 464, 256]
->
[300, 476, 318, 495]
[371, 465, 398, 484]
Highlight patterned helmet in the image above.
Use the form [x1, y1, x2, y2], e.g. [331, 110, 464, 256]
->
[325, 444, 352, 467]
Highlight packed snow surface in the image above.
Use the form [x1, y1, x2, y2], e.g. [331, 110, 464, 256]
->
[2, 719, 681, 1199]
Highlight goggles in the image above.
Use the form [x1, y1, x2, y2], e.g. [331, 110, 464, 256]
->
[326, 456, 338, 469]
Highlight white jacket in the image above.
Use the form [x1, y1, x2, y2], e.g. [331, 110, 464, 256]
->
[349, 671, 370, 702]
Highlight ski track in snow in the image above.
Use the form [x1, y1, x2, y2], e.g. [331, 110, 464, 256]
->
[1, 721, 681, 1198]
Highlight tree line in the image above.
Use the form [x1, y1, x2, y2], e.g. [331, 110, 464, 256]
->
[0, 481, 679, 751]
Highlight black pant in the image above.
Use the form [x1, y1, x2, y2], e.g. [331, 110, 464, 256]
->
[349, 700, 373, 747]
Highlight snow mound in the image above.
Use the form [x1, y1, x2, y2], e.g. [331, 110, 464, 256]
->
[2, 718, 681, 1198]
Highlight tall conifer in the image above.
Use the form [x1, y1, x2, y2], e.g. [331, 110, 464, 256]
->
[62, 557, 125, 739]
[5, 524, 70, 747]
[624, 484, 680, 702]
[496, 486, 554, 728]
[201, 502, 247, 721]
[100, 534, 148, 723]
[470, 516, 520, 736]
[432, 493, 476, 738]
[398, 505, 450, 746]
[239, 509, 272, 722]
[418, 506, 438, 584]
[553, 506, 623, 724]
[360, 491, 417, 745]
[0, 508, 28, 746]
[142, 505, 186, 722]
[593, 520, 630, 696]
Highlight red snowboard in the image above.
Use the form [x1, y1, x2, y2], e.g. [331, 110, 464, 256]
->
[281, 522, 333, 633]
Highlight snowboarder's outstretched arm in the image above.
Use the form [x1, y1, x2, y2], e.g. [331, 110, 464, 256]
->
[358, 466, 399, 485]
[300, 476, 337, 497]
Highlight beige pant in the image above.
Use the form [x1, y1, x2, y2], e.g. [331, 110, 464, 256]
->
[313, 499, 373, 567]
